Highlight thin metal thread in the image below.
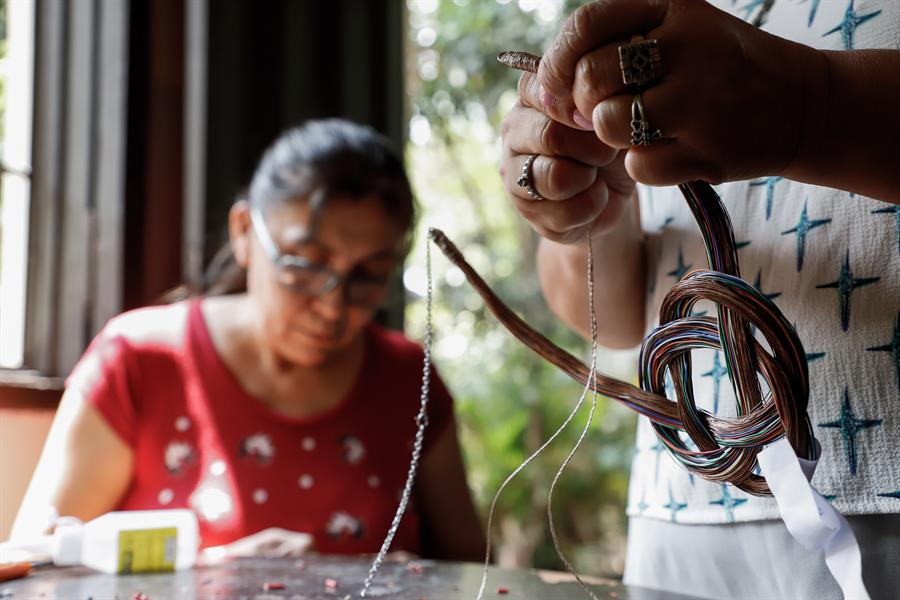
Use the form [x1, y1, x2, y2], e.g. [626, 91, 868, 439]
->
[360, 231, 433, 598]
[546, 233, 600, 600]
[476, 233, 600, 600]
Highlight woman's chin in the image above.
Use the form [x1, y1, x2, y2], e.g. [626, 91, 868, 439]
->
[277, 326, 359, 368]
[282, 346, 332, 368]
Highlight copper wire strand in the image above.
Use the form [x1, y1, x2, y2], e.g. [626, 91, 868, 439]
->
[497, 50, 541, 73]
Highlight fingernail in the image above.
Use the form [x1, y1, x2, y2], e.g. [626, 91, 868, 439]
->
[572, 110, 593, 130]
[539, 85, 557, 108]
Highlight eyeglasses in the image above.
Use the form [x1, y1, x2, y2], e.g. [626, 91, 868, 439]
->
[249, 206, 392, 307]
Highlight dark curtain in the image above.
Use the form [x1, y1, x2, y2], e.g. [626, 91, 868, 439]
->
[205, 0, 405, 243]
[206, 0, 407, 328]
[125, 0, 406, 327]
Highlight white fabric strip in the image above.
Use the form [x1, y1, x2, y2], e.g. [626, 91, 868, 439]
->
[758, 438, 869, 600]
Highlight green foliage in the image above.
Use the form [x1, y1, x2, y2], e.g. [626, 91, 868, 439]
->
[403, 0, 636, 577]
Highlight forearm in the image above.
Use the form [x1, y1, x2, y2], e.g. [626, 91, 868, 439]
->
[417, 421, 486, 561]
[537, 197, 646, 348]
[11, 394, 132, 540]
[789, 49, 900, 204]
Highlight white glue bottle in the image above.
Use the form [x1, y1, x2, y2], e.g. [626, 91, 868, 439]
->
[15, 509, 200, 574]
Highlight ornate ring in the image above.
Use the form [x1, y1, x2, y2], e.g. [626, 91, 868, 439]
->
[516, 154, 545, 201]
[618, 35, 662, 88]
[631, 93, 662, 146]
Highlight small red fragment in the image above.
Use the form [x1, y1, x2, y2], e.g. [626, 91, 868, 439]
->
[133, 594, 150, 600]
[407, 562, 424, 574]
[324, 577, 339, 590]
[262, 582, 285, 591]
[496, 587, 509, 595]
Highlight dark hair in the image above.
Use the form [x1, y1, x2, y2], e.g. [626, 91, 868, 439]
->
[167, 119, 416, 300]
[249, 119, 414, 227]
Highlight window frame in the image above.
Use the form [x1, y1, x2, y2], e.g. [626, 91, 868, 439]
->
[10, 0, 130, 385]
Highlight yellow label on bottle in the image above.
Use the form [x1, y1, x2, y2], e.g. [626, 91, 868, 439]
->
[117, 527, 178, 574]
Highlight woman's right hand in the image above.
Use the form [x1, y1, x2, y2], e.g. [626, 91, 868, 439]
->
[199, 528, 315, 565]
[500, 69, 636, 245]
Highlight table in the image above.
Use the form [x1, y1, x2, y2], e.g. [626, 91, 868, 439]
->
[0, 555, 703, 599]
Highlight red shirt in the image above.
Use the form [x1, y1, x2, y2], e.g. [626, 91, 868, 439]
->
[67, 299, 453, 553]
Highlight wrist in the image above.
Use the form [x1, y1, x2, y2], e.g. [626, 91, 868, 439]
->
[781, 44, 831, 182]
[587, 189, 642, 247]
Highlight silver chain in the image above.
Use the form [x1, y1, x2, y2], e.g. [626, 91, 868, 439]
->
[360, 228, 599, 598]
[360, 229, 434, 598]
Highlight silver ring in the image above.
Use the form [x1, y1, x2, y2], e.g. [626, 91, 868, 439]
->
[516, 154, 545, 201]
[631, 93, 662, 146]
[618, 35, 662, 88]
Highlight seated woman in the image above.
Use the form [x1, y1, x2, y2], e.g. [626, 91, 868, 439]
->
[12, 119, 485, 560]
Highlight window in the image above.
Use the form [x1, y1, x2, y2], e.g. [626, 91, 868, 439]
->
[0, 0, 35, 369]
[0, 0, 130, 383]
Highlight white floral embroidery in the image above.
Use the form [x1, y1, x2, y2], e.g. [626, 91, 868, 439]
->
[240, 433, 275, 464]
[326, 511, 364, 539]
[164, 441, 195, 474]
[339, 435, 365, 464]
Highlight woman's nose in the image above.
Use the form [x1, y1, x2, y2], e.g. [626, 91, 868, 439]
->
[311, 282, 348, 320]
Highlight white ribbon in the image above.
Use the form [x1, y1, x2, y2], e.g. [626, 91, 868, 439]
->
[758, 438, 869, 600]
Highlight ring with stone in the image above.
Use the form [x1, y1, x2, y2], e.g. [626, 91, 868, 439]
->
[618, 34, 662, 88]
[516, 154, 545, 201]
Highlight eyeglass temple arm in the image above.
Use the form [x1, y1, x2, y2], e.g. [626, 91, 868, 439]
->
[248, 206, 281, 261]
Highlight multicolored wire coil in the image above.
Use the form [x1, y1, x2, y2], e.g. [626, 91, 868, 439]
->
[430, 179, 816, 496]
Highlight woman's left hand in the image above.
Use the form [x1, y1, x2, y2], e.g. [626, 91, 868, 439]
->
[535, 0, 826, 186]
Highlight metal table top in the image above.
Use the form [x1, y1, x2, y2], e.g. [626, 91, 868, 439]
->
[0, 555, 702, 599]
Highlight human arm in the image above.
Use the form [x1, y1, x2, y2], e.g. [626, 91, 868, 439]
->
[500, 70, 647, 347]
[533, 0, 900, 204]
[9, 388, 133, 540]
[788, 49, 900, 204]
[415, 416, 486, 562]
[537, 197, 646, 348]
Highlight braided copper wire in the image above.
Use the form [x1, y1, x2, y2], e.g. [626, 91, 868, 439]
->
[429, 54, 816, 496]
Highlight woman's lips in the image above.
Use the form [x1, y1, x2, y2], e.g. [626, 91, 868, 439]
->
[294, 327, 338, 345]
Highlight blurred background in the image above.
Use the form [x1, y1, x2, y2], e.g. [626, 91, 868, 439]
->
[0, 0, 637, 578]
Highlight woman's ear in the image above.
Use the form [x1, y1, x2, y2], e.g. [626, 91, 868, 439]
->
[229, 200, 252, 268]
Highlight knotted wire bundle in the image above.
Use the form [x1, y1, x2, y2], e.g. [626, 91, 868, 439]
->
[430, 181, 815, 496]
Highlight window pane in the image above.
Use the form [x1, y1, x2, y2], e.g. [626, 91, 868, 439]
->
[0, 0, 35, 368]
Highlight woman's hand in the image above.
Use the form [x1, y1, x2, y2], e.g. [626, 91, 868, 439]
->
[535, 0, 826, 186]
[500, 70, 636, 245]
[199, 528, 315, 564]
[499, 65, 647, 346]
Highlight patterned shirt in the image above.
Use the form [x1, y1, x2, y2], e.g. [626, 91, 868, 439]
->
[627, 0, 900, 524]
[67, 299, 453, 551]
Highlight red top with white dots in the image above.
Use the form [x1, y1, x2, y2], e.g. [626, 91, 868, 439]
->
[66, 299, 453, 553]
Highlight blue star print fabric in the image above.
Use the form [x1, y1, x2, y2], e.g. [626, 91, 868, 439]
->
[627, 0, 900, 525]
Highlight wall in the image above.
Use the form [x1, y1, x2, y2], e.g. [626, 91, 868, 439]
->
[0, 389, 58, 540]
